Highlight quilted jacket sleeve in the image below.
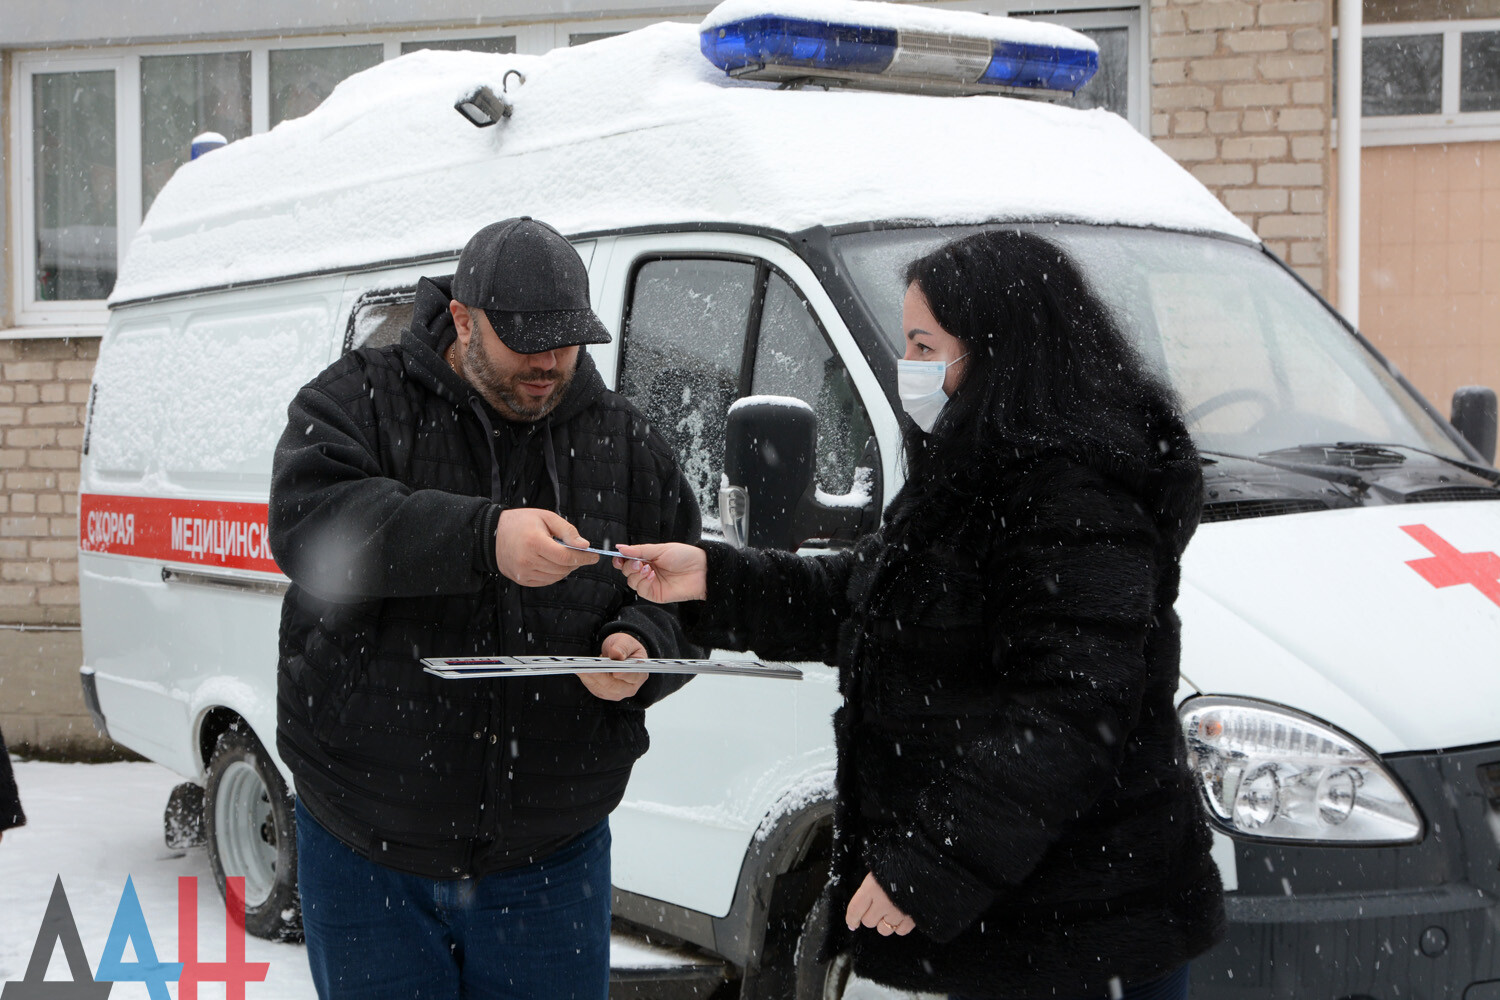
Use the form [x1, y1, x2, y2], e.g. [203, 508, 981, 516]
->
[678, 536, 869, 666]
[269, 369, 500, 602]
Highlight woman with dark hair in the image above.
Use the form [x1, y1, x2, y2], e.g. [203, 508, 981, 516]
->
[617, 229, 1225, 1000]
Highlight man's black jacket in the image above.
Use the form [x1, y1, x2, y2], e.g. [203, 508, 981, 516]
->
[270, 276, 700, 878]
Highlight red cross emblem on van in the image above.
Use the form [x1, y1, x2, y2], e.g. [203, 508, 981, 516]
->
[1401, 524, 1500, 608]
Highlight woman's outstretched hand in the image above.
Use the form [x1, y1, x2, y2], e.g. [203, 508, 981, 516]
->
[846, 872, 916, 937]
[613, 543, 709, 604]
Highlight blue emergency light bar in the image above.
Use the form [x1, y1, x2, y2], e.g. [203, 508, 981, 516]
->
[700, 9, 1098, 98]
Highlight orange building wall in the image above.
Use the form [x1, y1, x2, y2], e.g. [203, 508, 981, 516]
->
[1353, 141, 1500, 416]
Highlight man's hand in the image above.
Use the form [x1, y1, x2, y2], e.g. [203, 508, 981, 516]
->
[613, 543, 708, 604]
[497, 508, 598, 587]
[845, 872, 916, 937]
[576, 632, 649, 701]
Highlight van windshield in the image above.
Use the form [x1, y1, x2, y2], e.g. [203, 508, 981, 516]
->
[832, 224, 1466, 462]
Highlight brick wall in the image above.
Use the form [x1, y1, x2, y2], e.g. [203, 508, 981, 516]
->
[1151, 0, 1333, 294]
[0, 337, 97, 626]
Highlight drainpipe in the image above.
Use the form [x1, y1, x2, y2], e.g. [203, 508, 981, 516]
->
[1337, 0, 1362, 327]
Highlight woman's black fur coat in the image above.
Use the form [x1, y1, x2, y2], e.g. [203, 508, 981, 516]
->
[684, 424, 1225, 998]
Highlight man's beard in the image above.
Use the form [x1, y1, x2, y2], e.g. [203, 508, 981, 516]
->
[464, 336, 574, 422]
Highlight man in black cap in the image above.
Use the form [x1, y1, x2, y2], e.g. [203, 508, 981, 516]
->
[270, 217, 701, 999]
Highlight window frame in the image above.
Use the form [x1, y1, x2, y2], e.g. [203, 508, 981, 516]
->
[618, 250, 764, 401]
[343, 285, 420, 354]
[617, 250, 881, 525]
[1335, 17, 1500, 146]
[12, 52, 135, 327]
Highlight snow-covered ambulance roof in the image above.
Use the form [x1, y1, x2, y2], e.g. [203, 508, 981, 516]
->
[110, 19, 1255, 306]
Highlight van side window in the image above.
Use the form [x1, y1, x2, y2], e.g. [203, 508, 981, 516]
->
[619, 259, 758, 521]
[346, 293, 415, 352]
[750, 273, 875, 497]
[619, 256, 879, 536]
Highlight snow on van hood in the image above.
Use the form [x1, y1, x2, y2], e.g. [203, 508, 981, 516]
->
[111, 20, 1253, 305]
[1178, 502, 1500, 755]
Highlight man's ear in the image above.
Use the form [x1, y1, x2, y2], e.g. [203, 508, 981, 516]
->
[449, 300, 473, 350]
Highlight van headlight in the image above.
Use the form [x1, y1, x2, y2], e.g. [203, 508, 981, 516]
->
[1179, 696, 1423, 844]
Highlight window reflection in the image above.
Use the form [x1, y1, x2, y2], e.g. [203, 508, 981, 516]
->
[141, 53, 251, 214]
[1460, 31, 1500, 112]
[1361, 35, 1442, 116]
[33, 70, 118, 302]
[269, 45, 383, 126]
[1064, 27, 1129, 119]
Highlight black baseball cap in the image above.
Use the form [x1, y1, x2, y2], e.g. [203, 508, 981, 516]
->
[451, 217, 612, 354]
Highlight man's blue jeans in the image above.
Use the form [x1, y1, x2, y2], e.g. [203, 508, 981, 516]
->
[296, 799, 611, 1000]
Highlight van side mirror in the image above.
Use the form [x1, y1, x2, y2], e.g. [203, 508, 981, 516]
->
[719, 398, 879, 550]
[1451, 386, 1497, 464]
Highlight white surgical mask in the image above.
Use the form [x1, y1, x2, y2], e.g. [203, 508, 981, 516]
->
[896, 353, 968, 433]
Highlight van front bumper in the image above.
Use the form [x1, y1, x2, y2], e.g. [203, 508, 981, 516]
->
[1192, 741, 1500, 999]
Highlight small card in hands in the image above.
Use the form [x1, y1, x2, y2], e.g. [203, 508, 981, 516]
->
[422, 655, 802, 681]
[554, 538, 641, 562]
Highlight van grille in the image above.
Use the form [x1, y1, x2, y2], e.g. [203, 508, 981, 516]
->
[1200, 499, 1328, 523]
[1404, 486, 1500, 504]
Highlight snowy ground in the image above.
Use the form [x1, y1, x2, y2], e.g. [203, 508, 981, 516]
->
[0, 761, 716, 999]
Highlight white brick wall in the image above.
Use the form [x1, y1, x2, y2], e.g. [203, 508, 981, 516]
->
[0, 338, 96, 626]
[1152, 0, 1332, 292]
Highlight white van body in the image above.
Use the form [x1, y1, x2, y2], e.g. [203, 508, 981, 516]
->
[80, 20, 1500, 999]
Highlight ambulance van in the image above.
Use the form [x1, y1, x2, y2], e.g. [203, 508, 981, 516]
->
[78, 2, 1500, 996]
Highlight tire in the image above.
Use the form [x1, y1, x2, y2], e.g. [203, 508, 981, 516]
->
[793, 891, 855, 1000]
[204, 722, 302, 942]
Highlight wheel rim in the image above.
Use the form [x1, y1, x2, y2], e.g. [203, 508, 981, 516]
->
[214, 759, 278, 907]
[832, 961, 919, 1000]
[823, 953, 854, 1000]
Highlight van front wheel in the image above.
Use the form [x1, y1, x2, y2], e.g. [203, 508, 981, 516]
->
[204, 723, 302, 942]
[793, 891, 855, 1000]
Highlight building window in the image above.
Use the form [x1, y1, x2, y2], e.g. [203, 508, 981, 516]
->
[1065, 26, 1130, 119]
[1362, 35, 1443, 116]
[1342, 19, 1500, 145]
[32, 70, 118, 302]
[5, 17, 751, 326]
[141, 53, 252, 213]
[269, 45, 383, 127]
[401, 37, 517, 55]
[1015, 8, 1145, 133]
[570, 32, 623, 46]
[1460, 31, 1500, 111]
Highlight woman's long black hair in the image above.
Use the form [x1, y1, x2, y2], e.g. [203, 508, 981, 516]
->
[901, 228, 1188, 480]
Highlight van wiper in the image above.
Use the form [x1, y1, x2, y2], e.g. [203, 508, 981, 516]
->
[1198, 449, 1372, 491]
[1269, 441, 1500, 484]
[1263, 442, 1405, 467]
